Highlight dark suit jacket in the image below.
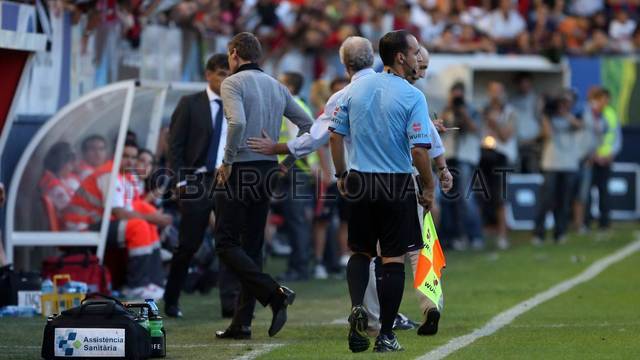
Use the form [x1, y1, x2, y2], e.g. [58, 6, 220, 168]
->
[169, 91, 216, 183]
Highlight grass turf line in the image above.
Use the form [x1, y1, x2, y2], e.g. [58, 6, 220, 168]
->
[0, 225, 637, 359]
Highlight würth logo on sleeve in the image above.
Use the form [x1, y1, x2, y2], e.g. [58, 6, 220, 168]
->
[412, 122, 422, 132]
[333, 106, 340, 117]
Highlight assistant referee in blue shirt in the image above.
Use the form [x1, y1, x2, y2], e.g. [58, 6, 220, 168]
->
[329, 30, 435, 353]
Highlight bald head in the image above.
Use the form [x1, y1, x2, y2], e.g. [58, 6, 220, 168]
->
[339, 36, 374, 77]
[417, 47, 429, 79]
[406, 47, 430, 84]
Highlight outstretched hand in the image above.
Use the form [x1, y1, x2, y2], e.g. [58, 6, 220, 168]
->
[417, 181, 435, 212]
[439, 167, 453, 193]
[433, 118, 447, 133]
[247, 129, 277, 155]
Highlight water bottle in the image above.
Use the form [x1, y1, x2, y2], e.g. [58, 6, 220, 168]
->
[62, 281, 88, 294]
[74, 281, 88, 294]
[145, 299, 159, 317]
[0, 306, 37, 317]
[41, 279, 55, 316]
[145, 299, 166, 357]
[41, 279, 54, 294]
[0, 306, 18, 317]
[148, 314, 166, 358]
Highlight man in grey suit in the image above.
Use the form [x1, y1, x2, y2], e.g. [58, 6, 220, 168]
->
[214, 32, 313, 340]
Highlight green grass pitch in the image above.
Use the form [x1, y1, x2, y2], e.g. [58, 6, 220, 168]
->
[1, 224, 639, 359]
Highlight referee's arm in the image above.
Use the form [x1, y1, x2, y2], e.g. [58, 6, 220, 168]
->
[329, 102, 350, 194]
[413, 147, 434, 209]
[408, 97, 435, 210]
[330, 132, 347, 177]
[280, 92, 341, 169]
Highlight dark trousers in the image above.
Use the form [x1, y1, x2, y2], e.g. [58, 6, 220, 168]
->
[518, 143, 541, 174]
[586, 163, 612, 229]
[164, 174, 216, 306]
[440, 160, 484, 245]
[214, 161, 281, 327]
[534, 171, 575, 240]
[281, 169, 313, 276]
[218, 263, 240, 315]
[100, 220, 163, 289]
[479, 149, 508, 225]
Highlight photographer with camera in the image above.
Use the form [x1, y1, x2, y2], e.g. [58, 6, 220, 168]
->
[532, 91, 583, 245]
[510, 73, 543, 174]
[440, 82, 485, 250]
[479, 81, 517, 250]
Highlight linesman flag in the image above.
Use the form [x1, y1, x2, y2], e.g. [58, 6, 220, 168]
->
[413, 211, 446, 310]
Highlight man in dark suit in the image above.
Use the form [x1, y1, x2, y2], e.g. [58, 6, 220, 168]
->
[164, 54, 238, 318]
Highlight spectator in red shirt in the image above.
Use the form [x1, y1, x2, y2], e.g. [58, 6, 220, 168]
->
[39, 142, 80, 213]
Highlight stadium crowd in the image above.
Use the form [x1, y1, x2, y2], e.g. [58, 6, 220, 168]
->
[38, 0, 640, 63]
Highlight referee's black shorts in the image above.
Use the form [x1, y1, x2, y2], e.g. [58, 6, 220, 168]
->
[345, 170, 417, 258]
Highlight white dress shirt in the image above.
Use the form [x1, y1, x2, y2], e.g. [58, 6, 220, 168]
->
[204, 86, 228, 170]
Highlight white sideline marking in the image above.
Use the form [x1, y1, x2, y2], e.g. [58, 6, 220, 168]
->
[233, 343, 284, 360]
[508, 322, 640, 329]
[418, 238, 640, 360]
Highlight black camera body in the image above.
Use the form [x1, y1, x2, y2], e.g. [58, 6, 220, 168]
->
[452, 96, 465, 109]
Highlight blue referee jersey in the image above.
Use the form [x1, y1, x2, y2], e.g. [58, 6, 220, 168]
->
[330, 72, 432, 174]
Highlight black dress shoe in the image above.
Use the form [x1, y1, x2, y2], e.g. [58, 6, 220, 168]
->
[215, 326, 251, 340]
[268, 286, 296, 337]
[165, 305, 183, 318]
[417, 308, 440, 336]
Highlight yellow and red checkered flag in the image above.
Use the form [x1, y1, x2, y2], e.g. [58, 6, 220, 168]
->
[414, 211, 446, 310]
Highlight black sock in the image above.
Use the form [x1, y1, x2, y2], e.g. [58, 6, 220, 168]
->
[374, 257, 383, 302]
[346, 253, 370, 307]
[379, 262, 405, 336]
